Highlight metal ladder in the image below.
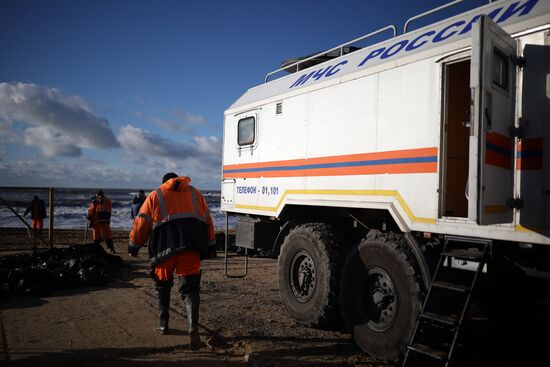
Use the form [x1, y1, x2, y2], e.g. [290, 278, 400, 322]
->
[402, 236, 491, 367]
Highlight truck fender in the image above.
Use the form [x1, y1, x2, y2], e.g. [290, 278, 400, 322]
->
[271, 220, 302, 257]
[403, 232, 432, 291]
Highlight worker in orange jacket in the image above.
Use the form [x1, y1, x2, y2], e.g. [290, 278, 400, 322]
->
[128, 172, 216, 350]
[87, 190, 115, 253]
[24, 195, 47, 237]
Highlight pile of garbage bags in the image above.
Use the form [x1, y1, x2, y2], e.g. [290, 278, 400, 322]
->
[0, 244, 125, 300]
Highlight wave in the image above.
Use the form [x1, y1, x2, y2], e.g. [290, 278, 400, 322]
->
[0, 188, 229, 230]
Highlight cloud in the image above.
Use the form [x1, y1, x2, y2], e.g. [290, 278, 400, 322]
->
[118, 125, 195, 158]
[0, 151, 221, 189]
[0, 82, 120, 156]
[173, 108, 206, 125]
[0, 119, 23, 144]
[151, 117, 191, 134]
[118, 124, 221, 161]
[0, 156, 153, 188]
[194, 136, 221, 156]
[117, 125, 222, 188]
[24, 126, 81, 156]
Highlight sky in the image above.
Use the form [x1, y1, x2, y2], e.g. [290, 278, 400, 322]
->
[0, 0, 490, 190]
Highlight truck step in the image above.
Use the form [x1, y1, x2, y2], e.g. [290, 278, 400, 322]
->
[420, 311, 458, 326]
[407, 343, 448, 361]
[431, 280, 470, 293]
[441, 248, 485, 261]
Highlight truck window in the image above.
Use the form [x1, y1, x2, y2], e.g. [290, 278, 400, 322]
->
[492, 49, 508, 90]
[238, 116, 255, 146]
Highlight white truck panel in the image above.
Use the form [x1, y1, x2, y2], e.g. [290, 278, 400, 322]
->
[307, 76, 379, 158]
[222, 0, 550, 245]
[377, 59, 441, 152]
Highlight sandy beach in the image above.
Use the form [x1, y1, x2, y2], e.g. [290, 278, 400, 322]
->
[2, 229, 548, 366]
[0, 229, 383, 367]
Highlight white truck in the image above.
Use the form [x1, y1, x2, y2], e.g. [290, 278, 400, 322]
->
[221, 0, 549, 361]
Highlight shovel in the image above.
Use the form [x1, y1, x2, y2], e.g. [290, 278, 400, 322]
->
[83, 217, 89, 245]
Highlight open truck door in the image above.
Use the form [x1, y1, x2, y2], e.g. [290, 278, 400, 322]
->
[469, 15, 517, 225]
[519, 43, 550, 231]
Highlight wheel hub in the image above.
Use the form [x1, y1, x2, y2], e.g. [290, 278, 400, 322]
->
[289, 250, 316, 303]
[362, 266, 398, 332]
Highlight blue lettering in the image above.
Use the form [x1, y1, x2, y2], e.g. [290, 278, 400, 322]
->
[289, 61, 348, 88]
[290, 71, 315, 88]
[381, 40, 409, 59]
[497, 0, 539, 23]
[459, 8, 502, 35]
[405, 30, 436, 51]
[236, 186, 257, 194]
[358, 47, 386, 67]
[433, 21, 466, 43]
[326, 60, 348, 77]
[312, 66, 331, 81]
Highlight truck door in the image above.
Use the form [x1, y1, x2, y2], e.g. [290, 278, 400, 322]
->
[225, 111, 259, 210]
[469, 15, 517, 225]
[519, 44, 550, 230]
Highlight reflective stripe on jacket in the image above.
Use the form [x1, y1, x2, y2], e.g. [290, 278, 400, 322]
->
[88, 198, 112, 226]
[129, 176, 216, 266]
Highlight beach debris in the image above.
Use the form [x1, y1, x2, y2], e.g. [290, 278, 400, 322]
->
[0, 244, 125, 299]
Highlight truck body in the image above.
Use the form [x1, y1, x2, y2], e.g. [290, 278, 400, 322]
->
[221, 0, 550, 360]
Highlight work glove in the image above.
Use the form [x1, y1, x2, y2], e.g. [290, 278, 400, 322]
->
[128, 243, 141, 257]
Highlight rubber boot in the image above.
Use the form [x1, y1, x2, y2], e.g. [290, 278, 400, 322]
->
[185, 292, 201, 350]
[154, 279, 173, 334]
[179, 273, 202, 350]
[105, 238, 115, 254]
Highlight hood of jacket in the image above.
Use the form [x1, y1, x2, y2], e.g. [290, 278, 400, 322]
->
[160, 176, 191, 192]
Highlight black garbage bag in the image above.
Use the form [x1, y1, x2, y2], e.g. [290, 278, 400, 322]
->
[63, 257, 81, 272]
[74, 244, 125, 268]
[50, 267, 81, 290]
[0, 243, 126, 301]
[78, 265, 109, 286]
[0, 253, 33, 270]
[80, 253, 121, 279]
[0, 282, 10, 302]
[15, 268, 56, 297]
[7, 267, 28, 292]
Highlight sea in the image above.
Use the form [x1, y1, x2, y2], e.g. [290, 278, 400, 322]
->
[0, 188, 233, 231]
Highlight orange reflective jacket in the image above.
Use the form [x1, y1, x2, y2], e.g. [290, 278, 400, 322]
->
[87, 197, 112, 226]
[129, 176, 215, 265]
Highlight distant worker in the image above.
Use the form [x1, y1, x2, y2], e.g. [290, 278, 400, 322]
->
[131, 190, 146, 219]
[23, 195, 47, 237]
[128, 172, 216, 350]
[87, 190, 115, 253]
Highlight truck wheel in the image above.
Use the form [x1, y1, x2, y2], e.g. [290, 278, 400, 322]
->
[277, 223, 342, 327]
[340, 231, 421, 361]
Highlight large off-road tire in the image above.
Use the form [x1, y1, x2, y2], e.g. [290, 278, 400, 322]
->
[340, 231, 422, 361]
[277, 223, 343, 327]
